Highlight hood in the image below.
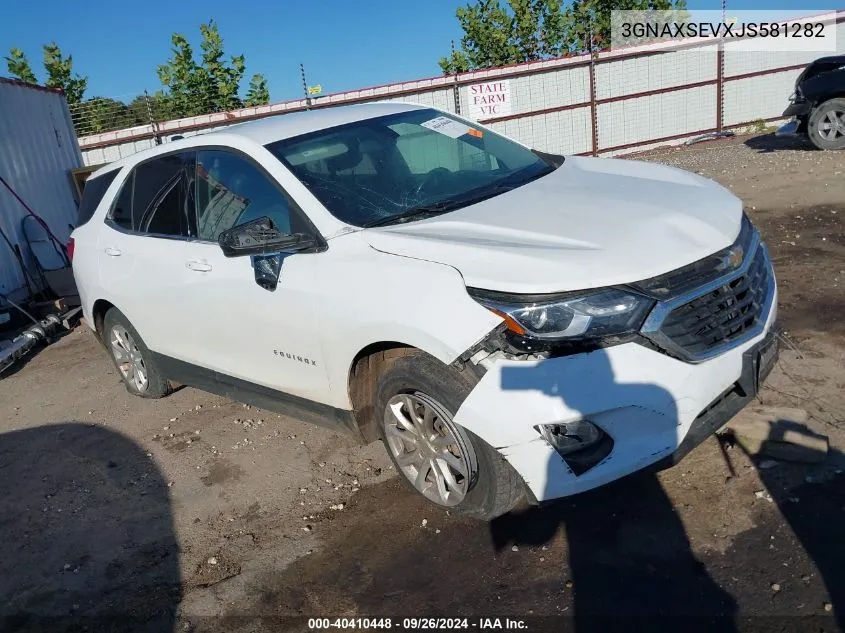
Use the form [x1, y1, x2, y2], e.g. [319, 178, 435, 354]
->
[797, 55, 845, 84]
[363, 156, 743, 294]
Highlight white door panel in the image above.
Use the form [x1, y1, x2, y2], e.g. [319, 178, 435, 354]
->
[97, 226, 187, 352]
[176, 240, 331, 403]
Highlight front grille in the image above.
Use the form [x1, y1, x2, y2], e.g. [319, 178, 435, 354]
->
[639, 220, 775, 363]
[658, 248, 771, 357]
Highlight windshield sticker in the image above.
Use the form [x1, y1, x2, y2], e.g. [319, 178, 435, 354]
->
[421, 116, 471, 139]
[467, 128, 484, 138]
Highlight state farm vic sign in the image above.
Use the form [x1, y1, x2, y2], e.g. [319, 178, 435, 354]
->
[466, 80, 512, 120]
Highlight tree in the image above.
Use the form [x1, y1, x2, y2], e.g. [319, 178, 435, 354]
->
[199, 20, 245, 111]
[440, 0, 515, 74]
[5, 48, 37, 84]
[440, 0, 687, 74]
[244, 74, 270, 107]
[42, 42, 87, 104]
[157, 34, 207, 117]
[157, 20, 259, 118]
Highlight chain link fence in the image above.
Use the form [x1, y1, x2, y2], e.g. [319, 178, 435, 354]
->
[68, 92, 177, 138]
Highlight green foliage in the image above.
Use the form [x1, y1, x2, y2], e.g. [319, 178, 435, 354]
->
[6, 20, 269, 137]
[5, 43, 88, 104]
[4, 47, 37, 84]
[564, 0, 687, 52]
[440, 0, 687, 74]
[42, 42, 87, 104]
[157, 33, 206, 117]
[158, 20, 257, 118]
[244, 74, 270, 107]
[200, 20, 246, 111]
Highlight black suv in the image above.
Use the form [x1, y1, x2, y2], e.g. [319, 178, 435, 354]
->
[777, 55, 845, 150]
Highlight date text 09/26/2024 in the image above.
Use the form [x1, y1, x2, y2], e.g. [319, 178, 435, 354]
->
[308, 618, 528, 630]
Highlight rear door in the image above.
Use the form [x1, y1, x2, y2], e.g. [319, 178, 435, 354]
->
[97, 152, 195, 354]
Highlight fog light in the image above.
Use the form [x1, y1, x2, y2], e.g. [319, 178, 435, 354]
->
[536, 420, 602, 455]
[536, 420, 614, 476]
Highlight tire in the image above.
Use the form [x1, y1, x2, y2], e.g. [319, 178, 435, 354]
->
[374, 350, 525, 520]
[102, 308, 172, 399]
[807, 98, 845, 150]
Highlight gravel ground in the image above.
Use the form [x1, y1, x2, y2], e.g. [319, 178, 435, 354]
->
[1, 131, 844, 632]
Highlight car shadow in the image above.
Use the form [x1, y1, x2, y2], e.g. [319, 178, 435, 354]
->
[743, 133, 816, 153]
[723, 422, 845, 631]
[0, 422, 181, 632]
[492, 349, 738, 631]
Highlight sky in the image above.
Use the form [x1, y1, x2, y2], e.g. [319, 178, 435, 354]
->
[0, 0, 839, 104]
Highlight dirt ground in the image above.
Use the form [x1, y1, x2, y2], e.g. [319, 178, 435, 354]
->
[1, 132, 844, 633]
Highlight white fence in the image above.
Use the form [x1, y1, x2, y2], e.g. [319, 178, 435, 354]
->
[78, 11, 845, 167]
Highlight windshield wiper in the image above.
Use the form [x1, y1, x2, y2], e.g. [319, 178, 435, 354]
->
[363, 204, 454, 228]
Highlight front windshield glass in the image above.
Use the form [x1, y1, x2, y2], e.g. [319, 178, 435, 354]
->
[265, 108, 555, 227]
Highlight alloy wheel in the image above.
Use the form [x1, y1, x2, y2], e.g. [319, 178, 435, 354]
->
[110, 326, 149, 392]
[818, 108, 845, 141]
[383, 391, 477, 506]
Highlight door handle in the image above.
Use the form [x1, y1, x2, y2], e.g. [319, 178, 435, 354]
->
[186, 260, 212, 272]
[104, 247, 122, 257]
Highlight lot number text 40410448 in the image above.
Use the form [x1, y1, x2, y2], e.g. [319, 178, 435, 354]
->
[307, 617, 529, 630]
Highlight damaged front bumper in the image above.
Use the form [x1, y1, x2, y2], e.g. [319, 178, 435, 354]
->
[453, 300, 778, 503]
[777, 98, 812, 136]
[776, 119, 801, 137]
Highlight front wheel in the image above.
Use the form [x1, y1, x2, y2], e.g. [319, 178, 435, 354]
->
[375, 350, 525, 520]
[808, 98, 845, 150]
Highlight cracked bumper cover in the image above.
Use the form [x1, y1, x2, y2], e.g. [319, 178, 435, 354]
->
[453, 291, 778, 503]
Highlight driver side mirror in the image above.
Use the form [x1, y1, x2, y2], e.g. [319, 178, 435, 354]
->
[217, 216, 317, 258]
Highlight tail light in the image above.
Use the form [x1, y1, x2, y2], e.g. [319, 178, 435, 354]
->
[67, 237, 75, 262]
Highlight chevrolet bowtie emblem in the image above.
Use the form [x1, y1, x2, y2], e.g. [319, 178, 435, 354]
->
[718, 245, 745, 272]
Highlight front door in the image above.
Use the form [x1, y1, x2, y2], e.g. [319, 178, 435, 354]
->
[175, 148, 331, 404]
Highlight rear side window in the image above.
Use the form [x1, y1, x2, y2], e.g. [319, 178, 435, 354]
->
[106, 153, 195, 238]
[77, 170, 118, 226]
[133, 154, 193, 237]
[110, 173, 134, 231]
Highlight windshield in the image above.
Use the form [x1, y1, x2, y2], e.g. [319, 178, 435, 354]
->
[265, 108, 556, 227]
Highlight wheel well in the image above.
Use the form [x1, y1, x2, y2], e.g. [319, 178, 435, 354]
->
[812, 94, 845, 111]
[348, 342, 415, 443]
[91, 299, 115, 340]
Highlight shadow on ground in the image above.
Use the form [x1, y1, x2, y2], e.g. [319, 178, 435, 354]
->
[743, 133, 816, 153]
[248, 351, 845, 633]
[0, 422, 181, 632]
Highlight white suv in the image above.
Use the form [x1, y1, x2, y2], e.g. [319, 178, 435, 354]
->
[71, 102, 777, 519]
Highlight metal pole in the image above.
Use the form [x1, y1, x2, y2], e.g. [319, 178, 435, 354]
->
[451, 40, 461, 115]
[717, 0, 727, 132]
[587, 27, 599, 156]
[144, 90, 162, 146]
[301, 63, 312, 110]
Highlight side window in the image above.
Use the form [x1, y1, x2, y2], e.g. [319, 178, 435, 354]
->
[77, 170, 118, 226]
[196, 150, 294, 242]
[132, 153, 192, 237]
[109, 172, 134, 230]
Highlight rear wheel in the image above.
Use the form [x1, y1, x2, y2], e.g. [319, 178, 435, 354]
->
[375, 350, 525, 520]
[808, 98, 845, 150]
[103, 308, 171, 398]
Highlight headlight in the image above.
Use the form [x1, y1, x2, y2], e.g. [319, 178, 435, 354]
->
[469, 287, 654, 341]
